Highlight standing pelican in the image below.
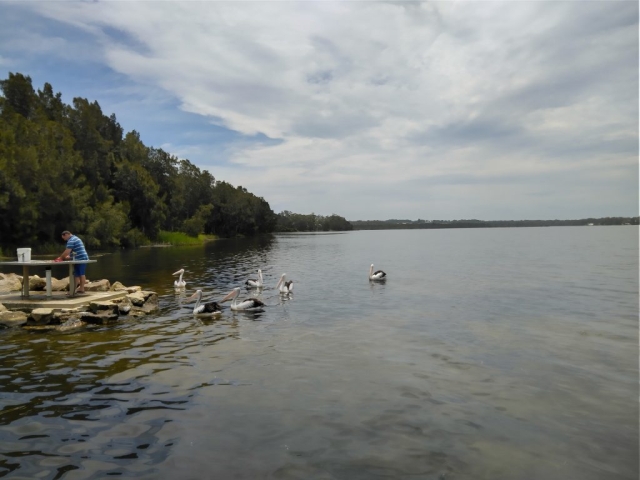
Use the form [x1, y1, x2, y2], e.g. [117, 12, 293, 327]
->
[173, 269, 187, 289]
[245, 269, 264, 288]
[188, 289, 222, 316]
[369, 264, 387, 281]
[221, 287, 265, 311]
[276, 273, 294, 294]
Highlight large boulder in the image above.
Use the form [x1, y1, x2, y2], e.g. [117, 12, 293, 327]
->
[130, 291, 159, 315]
[51, 277, 69, 292]
[29, 275, 46, 291]
[86, 279, 110, 292]
[110, 281, 128, 291]
[0, 273, 22, 293]
[0, 311, 28, 327]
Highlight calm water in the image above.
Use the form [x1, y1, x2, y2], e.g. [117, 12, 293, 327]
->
[0, 227, 637, 479]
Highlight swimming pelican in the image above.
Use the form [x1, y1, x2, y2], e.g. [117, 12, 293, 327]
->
[245, 269, 264, 288]
[221, 287, 265, 311]
[369, 264, 387, 281]
[276, 273, 294, 294]
[173, 269, 186, 289]
[188, 289, 223, 316]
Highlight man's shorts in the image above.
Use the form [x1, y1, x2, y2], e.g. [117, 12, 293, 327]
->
[73, 263, 87, 277]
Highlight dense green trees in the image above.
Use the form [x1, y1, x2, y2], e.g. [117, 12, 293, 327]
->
[276, 211, 352, 232]
[0, 72, 283, 250]
[0, 72, 352, 253]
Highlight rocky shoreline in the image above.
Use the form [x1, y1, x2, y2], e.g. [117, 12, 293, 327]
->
[0, 273, 159, 331]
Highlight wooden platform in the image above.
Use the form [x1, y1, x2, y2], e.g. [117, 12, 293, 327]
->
[0, 291, 127, 310]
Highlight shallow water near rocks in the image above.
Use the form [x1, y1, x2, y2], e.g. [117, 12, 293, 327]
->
[0, 227, 637, 479]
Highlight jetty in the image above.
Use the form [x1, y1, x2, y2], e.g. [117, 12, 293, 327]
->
[0, 273, 159, 331]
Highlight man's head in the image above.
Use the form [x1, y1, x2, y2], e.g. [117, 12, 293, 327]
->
[61, 231, 71, 240]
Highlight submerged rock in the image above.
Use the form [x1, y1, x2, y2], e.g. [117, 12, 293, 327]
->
[59, 318, 85, 331]
[80, 311, 119, 325]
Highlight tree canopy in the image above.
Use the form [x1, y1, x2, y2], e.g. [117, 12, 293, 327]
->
[0, 73, 352, 252]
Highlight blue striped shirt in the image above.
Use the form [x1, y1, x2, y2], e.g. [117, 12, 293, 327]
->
[66, 235, 89, 260]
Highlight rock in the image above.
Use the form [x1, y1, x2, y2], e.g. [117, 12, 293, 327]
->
[141, 291, 158, 303]
[29, 308, 55, 325]
[113, 297, 133, 315]
[80, 311, 119, 325]
[0, 280, 159, 330]
[51, 277, 69, 292]
[0, 273, 22, 293]
[22, 325, 58, 332]
[0, 311, 28, 327]
[86, 279, 110, 292]
[127, 291, 146, 307]
[132, 303, 158, 314]
[58, 318, 85, 331]
[89, 302, 119, 315]
[110, 281, 128, 291]
[126, 291, 159, 315]
[128, 308, 148, 318]
[53, 310, 78, 324]
[29, 275, 47, 291]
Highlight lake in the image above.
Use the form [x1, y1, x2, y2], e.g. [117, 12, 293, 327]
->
[0, 227, 637, 479]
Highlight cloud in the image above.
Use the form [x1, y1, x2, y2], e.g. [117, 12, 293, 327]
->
[0, 0, 637, 220]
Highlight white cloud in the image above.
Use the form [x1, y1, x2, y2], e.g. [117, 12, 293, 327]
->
[2, 0, 637, 219]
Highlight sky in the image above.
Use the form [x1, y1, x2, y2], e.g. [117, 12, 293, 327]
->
[0, 0, 637, 221]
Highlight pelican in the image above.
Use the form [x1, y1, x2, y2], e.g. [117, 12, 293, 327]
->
[245, 269, 264, 288]
[173, 269, 187, 289]
[188, 289, 223, 316]
[221, 287, 265, 311]
[276, 273, 294, 294]
[369, 264, 387, 281]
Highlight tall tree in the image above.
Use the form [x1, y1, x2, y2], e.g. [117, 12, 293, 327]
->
[0, 72, 37, 119]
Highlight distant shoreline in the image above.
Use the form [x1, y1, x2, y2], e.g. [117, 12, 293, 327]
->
[349, 217, 639, 230]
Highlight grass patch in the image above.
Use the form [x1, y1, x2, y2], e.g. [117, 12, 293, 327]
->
[156, 231, 218, 246]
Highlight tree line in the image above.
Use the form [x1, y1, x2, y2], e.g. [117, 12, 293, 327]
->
[350, 217, 639, 230]
[276, 211, 353, 232]
[0, 72, 352, 253]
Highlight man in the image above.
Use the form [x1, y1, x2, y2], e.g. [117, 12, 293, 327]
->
[57, 230, 89, 294]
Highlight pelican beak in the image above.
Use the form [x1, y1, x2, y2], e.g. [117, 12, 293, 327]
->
[221, 290, 235, 303]
[187, 292, 197, 301]
[172, 269, 182, 276]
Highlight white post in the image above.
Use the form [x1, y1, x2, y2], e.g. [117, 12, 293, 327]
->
[22, 265, 29, 298]
[46, 267, 52, 299]
[68, 263, 75, 297]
